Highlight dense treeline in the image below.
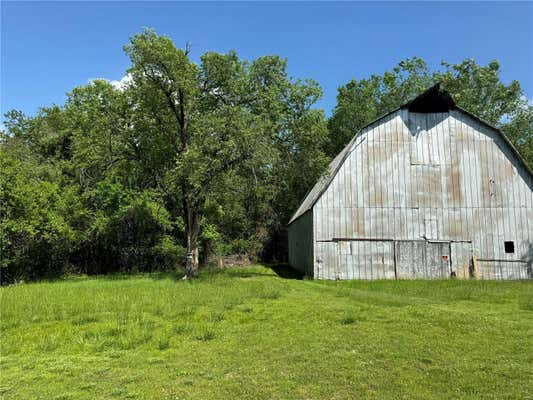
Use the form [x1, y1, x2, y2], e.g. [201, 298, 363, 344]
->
[1, 29, 531, 282]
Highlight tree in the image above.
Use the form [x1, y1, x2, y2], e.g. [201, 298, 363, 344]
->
[1, 29, 329, 281]
[123, 29, 329, 276]
[502, 103, 533, 169]
[0, 134, 81, 282]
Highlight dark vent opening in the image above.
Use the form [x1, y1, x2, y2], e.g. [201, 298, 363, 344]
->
[406, 83, 456, 113]
[504, 241, 515, 254]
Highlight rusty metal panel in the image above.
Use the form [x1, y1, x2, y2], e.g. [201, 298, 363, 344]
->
[478, 261, 497, 280]
[477, 260, 531, 280]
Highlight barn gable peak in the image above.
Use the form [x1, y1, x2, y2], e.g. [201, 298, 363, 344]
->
[403, 83, 456, 113]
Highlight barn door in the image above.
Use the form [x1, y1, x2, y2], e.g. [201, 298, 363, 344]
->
[315, 241, 338, 280]
[333, 240, 396, 280]
[337, 241, 351, 280]
[450, 242, 472, 278]
[395, 240, 452, 279]
[426, 242, 451, 278]
[395, 240, 426, 279]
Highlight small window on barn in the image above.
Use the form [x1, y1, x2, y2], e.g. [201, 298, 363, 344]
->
[504, 241, 515, 254]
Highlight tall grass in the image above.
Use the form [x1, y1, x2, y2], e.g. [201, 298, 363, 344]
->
[1, 266, 532, 400]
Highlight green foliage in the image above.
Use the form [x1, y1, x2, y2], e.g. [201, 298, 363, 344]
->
[76, 181, 182, 274]
[1, 29, 328, 281]
[0, 142, 80, 282]
[502, 103, 533, 169]
[1, 267, 532, 398]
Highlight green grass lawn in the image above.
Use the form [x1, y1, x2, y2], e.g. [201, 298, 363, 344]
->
[1, 265, 532, 400]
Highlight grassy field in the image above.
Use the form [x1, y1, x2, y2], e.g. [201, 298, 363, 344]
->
[1, 265, 532, 400]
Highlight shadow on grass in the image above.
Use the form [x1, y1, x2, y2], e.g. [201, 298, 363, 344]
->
[148, 270, 185, 281]
[90, 270, 185, 282]
[195, 263, 304, 280]
[199, 266, 271, 279]
[267, 264, 304, 280]
[62, 264, 304, 283]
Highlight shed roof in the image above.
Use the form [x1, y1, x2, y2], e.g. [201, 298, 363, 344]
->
[288, 83, 532, 225]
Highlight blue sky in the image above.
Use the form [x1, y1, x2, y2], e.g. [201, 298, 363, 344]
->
[2, 1, 532, 121]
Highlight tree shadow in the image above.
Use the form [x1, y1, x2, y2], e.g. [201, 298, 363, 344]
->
[148, 270, 185, 280]
[267, 263, 304, 280]
[146, 264, 306, 281]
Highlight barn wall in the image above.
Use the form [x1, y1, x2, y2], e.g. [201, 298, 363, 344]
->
[288, 210, 314, 277]
[314, 109, 533, 280]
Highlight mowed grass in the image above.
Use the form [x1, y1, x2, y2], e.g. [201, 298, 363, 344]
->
[1, 266, 532, 400]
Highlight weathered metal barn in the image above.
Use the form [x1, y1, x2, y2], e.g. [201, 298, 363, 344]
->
[288, 84, 533, 280]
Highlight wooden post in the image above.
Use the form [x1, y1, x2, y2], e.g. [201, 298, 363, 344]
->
[471, 256, 479, 279]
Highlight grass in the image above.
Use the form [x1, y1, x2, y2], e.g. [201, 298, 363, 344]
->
[1, 265, 532, 399]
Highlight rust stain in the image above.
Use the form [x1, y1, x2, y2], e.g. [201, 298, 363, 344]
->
[479, 144, 491, 207]
[369, 141, 395, 164]
[353, 209, 365, 235]
[495, 158, 514, 181]
[414, 166, 441, 208]
[447, 218, 463, 239]
[455, 262, 470, 279]
[374, 186, 384, 207]
[450, 164, 463, 206]
[454, 119, 466, 141]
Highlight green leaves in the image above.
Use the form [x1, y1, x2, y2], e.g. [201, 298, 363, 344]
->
[0, 144, 80, 281]
[1, 29, 330, 279]
[437, 59, 523, 126]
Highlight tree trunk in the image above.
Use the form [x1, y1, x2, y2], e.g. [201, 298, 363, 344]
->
[185, 239, 199, 278]
[184, 201, 201, 279]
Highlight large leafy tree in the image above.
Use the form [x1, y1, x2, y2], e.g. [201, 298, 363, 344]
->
[122, 31, 256, 277]
[45, 30, 327, 276]
[1, 29, 328, 281]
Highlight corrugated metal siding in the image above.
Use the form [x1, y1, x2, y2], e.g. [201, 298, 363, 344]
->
[288, 210, 314, 277]
[288, 134, 356, 224]
[312, 109, 533, 280]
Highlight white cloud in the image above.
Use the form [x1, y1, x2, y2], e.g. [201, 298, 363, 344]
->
[88, 74, 132, 91]
[518, 94, 533, 107]
[109, 74, 133, 90]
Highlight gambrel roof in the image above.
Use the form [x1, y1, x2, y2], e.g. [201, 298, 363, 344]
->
[288, 83, 532, 225]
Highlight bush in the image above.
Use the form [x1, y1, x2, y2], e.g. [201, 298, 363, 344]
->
[0, 150, 80, 283]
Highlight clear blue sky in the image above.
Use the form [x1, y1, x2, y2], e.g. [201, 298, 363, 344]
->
[2, 1, 532, 121]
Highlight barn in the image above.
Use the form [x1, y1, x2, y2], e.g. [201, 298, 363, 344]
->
[288, 84, 533, 280]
